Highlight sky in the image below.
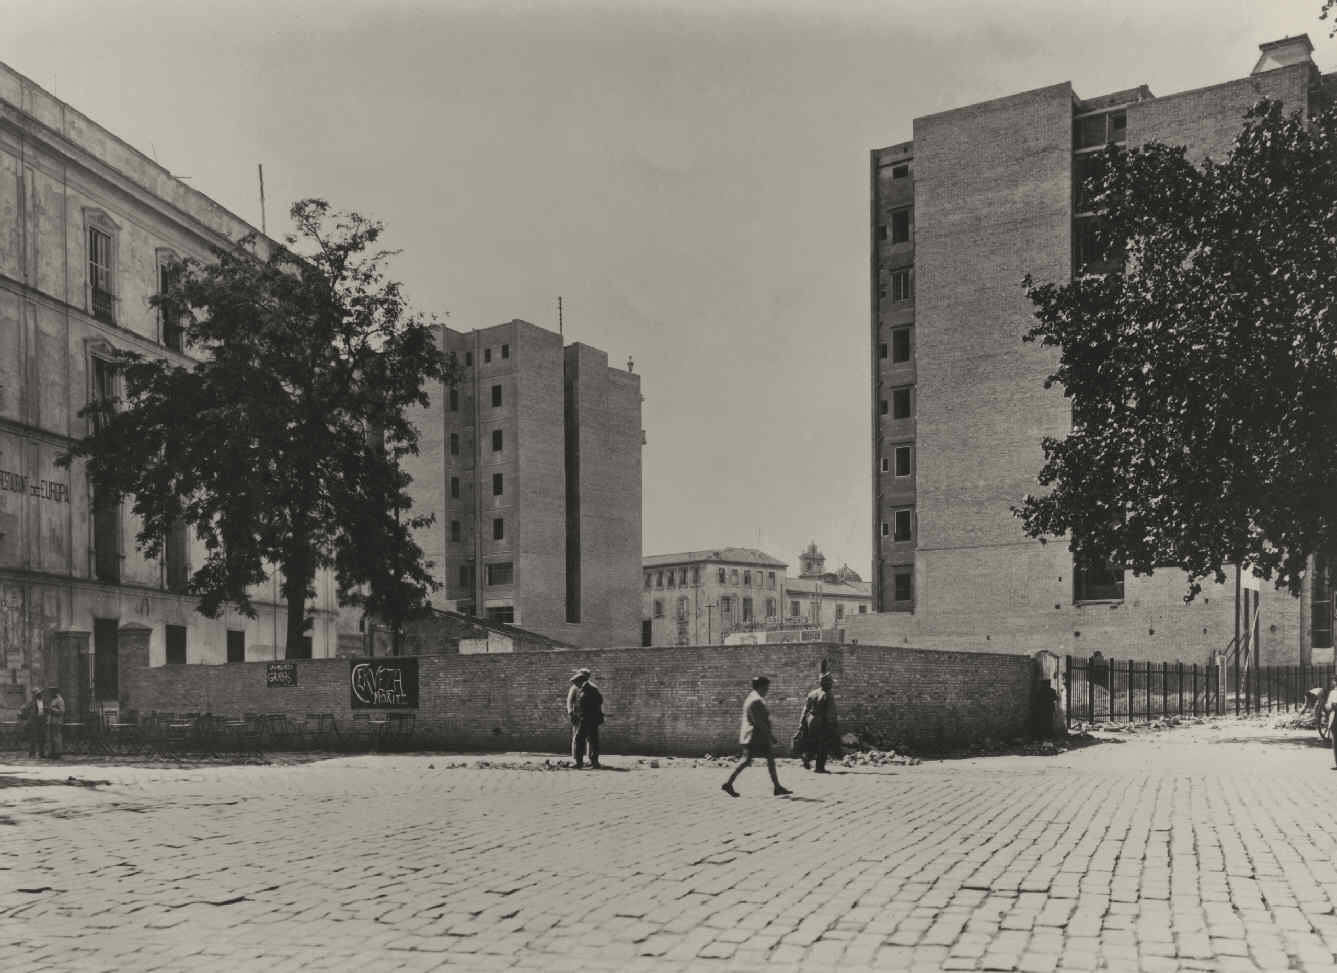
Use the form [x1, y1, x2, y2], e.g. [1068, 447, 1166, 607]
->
[3, 0, 1330, 580]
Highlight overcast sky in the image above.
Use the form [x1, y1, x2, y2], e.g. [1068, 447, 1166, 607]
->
[4, 0, 1329, 579]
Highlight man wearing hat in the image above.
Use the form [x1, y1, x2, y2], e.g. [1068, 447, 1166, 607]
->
[799, 670, 840, 773]
[46, 688, 65, 760]
[567, 668, 605, 769]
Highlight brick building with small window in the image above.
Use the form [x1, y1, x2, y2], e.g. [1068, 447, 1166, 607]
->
[857, 35, 1331, 664]
[403, 319, 642, 648]
[0, 60, 346, 721]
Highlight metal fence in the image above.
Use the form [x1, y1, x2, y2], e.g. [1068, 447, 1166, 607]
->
[1065, 655, 1337, 725]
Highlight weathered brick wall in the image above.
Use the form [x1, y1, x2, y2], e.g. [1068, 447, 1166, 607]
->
[122, 641, 1037, 755]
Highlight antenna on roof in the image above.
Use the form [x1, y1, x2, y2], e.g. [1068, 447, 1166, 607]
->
[257, 164, 267, 235]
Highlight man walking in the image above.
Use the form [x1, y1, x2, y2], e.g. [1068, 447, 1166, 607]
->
[46, 688, 65, 760]
[723, 676, 791, 797]
[568, 668, 604, 769]
[19, 689, 44, 758]
[799, 671, 839, 773]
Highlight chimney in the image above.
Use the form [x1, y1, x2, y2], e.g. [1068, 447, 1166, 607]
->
[1252, 34, 1315, 75]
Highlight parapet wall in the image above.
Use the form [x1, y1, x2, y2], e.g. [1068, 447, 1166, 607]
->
[122, 641, 1038, 755]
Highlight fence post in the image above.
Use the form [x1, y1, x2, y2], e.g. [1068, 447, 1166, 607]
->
[1145, 659, 1151, 722]
[1064, 655, 1073, 729]
[1177, 662, 1183, 717]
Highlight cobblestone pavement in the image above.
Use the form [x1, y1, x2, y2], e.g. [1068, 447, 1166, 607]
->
[3, 719, 1337, 972]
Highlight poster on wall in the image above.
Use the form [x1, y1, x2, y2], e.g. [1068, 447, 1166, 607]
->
[349, 657, 419, 709]
[266, 662, 298, 687]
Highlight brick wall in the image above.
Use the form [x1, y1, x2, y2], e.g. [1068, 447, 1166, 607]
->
[122, 641, 1038, 755]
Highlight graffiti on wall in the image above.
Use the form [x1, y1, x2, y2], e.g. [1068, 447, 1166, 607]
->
[266, 662, 297, 688]
[349, 657, 418, 709]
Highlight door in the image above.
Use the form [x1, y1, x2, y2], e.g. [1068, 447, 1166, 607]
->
[94, 618, 119, 701]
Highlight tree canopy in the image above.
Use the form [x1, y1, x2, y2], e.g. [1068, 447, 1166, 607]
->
[62, 199, 456, 654]
[1018, 100, 1337, 600]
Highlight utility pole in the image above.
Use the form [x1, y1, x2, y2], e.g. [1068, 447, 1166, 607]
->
[257, 164, 267, 235]
[706, 602, 717, 645]
[558, 296, 563, 339]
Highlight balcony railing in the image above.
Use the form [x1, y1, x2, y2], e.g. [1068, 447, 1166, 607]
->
[91, 287, 116, 325]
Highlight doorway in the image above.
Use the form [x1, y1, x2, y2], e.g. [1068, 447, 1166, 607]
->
[94, 618, 120, 702]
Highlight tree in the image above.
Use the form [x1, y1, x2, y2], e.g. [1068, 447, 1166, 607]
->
[1018, 100, 1337, 601]
[61, 199, 456, 655]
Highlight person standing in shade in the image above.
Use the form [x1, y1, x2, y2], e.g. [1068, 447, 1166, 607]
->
[800, 672, 840, 773]
[20, 690, 45, 759]
[723, 676, 791, 797]
[575, 672, 605, 770]
[46, 688, 65, 760]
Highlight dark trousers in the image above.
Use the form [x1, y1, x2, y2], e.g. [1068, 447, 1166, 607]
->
[805, 741, 828, 772]
[27, 724, 45, 758]
[727, 742, 780, 788]
[572, 723, 599, 767]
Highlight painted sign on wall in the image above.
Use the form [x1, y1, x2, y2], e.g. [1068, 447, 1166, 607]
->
[349, 657, 418, 709]
[266, 662, 298, 688]
[0, 469, 69, 503]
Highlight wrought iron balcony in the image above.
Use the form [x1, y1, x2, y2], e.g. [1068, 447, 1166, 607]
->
[91, 287, 115, 325]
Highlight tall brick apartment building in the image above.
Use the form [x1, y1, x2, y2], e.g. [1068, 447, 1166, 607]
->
[403, 320, 642, 648]
[853, 35, 1332, 664]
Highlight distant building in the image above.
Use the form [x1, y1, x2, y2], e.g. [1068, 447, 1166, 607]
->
[0, 59, 345, 721]
[785, 543, 872, 628]
[641, 548, 787, 645]
[858, 35, 1328, 663]
[404, 320, 643, 648]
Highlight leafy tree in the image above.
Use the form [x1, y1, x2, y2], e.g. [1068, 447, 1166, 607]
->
[61, 199, 456, 655]
[1018, 100, 1337, 600]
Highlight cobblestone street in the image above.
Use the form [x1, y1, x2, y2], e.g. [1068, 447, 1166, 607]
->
[3, 720, 1337, 972]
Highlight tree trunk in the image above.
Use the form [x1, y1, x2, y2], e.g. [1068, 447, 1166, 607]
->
[285, 586, 307, 659]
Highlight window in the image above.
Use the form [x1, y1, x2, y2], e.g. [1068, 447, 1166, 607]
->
[1074, 109, 1126, 150]
[491, 384, 502, 407]
[880, 522, 889, 537]
[465, 351, 473, 367]
[742, 597, 753, 622]
[486, 606, 515, 625]
[450, 433, 460, 456]
[766, 598, 776, 618]
[645, 573, 653, 589]
[768, 571, 775, 589]
[449, 387, 459, 411]
[226, 630, 245, 663]
[493, 517, 504, 540]
[677, 596, 689, 620]
[158, 259, 183, 351]
[877, 225, 887, 241]
[893, 568, 913, 604]
[501, 344, 510, 359]
[1074, 216, 1119, 272]
[692, 567, 700, 585]
[858, 605, 867, 614]
[892, 328, 911, 363]
[653, 599, 664, 618]
[890, 268, 913, 303]
[880, 399, 888, 416]
[492, 472, 503, 496]
[880, 457, 889, 473]
[743, 570, 752, 586]
[657, 571, 664, 587]
[92, 357, 120, 583]
[450, 520, 461, 542]
[679, 568, 687, 586]
[895, 444, 913, 477]
[1073, 553, 1125, 602]
[893, 387, 913, 419]
[890, 208, 911, 244]
[450, 476, 460, 499]
[165, 624, 187, 665]
[894, 508, 913, 542]
[492, 429, 503, 451]
[667, 571, 676, 588]
[892, 163, 911, 179]
[717, 568, 726, 584]
[1073, 152, 1106, 212]
[486, 561, 514, 586]
[1313, 558, 1333, 649]
[484, 347, 492, 363]
[836, 604, 845, 620]
[88, 224, 116, 324]
[459, 563, 474, 588]
[790, 600, 800, 617]
[880, 343, 888, 360]
[165, 519, 188, 592]
[729, 570, 739, 584]
[720, 596, 733, 617]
